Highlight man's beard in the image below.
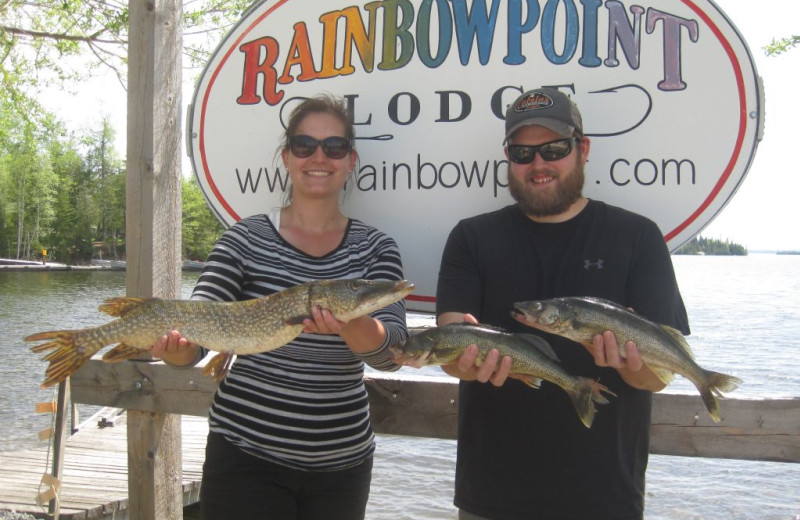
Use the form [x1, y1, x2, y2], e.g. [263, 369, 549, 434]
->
[508, 162, 585, 218]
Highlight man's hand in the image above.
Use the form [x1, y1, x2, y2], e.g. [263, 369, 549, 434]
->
[438, 313, 513, 386]
[588, 331, 665, 391]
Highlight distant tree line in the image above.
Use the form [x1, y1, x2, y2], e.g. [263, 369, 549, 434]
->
[0, 87, 223, 264]
[1, 1, 251, 265]
[675, 237, 747, 256]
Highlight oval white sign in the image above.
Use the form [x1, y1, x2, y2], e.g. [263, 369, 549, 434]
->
[188, 0, 763, 312]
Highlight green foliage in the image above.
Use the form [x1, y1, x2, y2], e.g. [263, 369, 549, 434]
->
[80, 117, 126, 259]
[0, 82, 225, 263]
[764, 36, 800, 56]
[0, 0, 244, 264]
[675, 236, 748, 256]
[182, 176, 225, 261]
[0, 1, 242, 262]
[0, 0, 255, 93]
[48, 136, 93, 263]
[0, 80, 62, 259]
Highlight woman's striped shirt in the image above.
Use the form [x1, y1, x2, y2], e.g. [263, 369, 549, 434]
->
[191, 214, 407, 470]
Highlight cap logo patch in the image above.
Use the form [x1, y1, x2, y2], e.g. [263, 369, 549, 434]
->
[514, 92, 553, 113]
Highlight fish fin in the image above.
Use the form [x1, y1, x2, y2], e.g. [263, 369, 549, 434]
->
[660, 324, 695, 360]
[102, 344, 145, 362]
[517, 334, 559, 361]
[583, 296, 629, 312]
[459, 322, 511, 333]
[698, 371, 743, 423]
[99, 297, 156, 317]
[512, 374, 543, 389]
[648, 365, 676, 386]
[26, 330, 75, 349]
[25, 330, 93, 388]
[284, 315, 311, 326]
[203, 351, 235, 381]
[568, 378, 617, 428]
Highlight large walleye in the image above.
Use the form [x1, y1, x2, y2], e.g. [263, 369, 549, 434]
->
[27, 278, 414, 388]
[511, 296, 742, 423]
[389, 323, 615, 428]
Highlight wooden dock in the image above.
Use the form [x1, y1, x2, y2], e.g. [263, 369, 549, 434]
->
[1, 366, 798, 519]
[0, 411, 208, 519]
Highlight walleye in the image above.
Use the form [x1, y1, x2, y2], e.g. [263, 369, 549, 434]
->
[512, 296, 742, 423]
[389, 323, 615, 428]
[27, 278, 414, 388]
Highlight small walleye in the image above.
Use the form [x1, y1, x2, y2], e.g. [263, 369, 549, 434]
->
[27, 278, 414, 388]
[389, 323, 615, 428]
[512, 296, 742, 423]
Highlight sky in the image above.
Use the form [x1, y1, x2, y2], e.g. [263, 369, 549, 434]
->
[36, 0, 800, 252]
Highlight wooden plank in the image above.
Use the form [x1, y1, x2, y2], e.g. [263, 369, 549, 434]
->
[71, 357, 216, 416]
[126, 0, 183, 299]
[650, 393, 800, 462]
[0, 414, 207, 519]
[69, 361, 800, 463]
[47, 379, 71, 515]
[127, 410, 182, 520]
[126, 0, 184, 517]
[365, 374, 458, 439]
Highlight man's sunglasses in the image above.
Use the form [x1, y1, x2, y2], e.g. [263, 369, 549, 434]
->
[506, 137, 579, 164]
[288, 135, 352, 160]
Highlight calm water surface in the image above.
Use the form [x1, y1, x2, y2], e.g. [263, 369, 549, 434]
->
[1, 255, 799, 519]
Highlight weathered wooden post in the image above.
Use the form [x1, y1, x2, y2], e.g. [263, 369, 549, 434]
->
[126, 0, 184, 518]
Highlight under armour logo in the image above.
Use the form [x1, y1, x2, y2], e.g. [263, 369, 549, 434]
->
[583, 259, 604, 270]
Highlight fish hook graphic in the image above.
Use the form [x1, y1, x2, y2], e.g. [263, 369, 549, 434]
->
[585, 84, 653, 137]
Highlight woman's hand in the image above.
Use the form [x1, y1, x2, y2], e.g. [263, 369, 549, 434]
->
[301, 306, 346, 335]
[151, 330, 200, 367]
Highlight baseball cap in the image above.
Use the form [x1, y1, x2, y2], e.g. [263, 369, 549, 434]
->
[504, 87, 583, 142]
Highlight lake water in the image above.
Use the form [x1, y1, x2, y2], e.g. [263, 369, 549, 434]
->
[1, 255, 799, 519]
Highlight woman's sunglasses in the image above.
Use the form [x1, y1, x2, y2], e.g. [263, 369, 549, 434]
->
[506, 137, 579, 164]
[288, 135, 352, 160]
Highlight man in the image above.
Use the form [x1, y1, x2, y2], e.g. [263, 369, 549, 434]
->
[436, 87, 689, 520]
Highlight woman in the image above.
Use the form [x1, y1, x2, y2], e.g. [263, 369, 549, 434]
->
[152, 94, 408, 519]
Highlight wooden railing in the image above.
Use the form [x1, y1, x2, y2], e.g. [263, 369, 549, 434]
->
[68, 358, 800, 464]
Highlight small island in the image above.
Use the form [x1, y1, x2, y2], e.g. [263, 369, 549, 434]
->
[675, 237, 747, 256]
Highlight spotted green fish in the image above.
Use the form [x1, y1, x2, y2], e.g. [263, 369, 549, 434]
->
[27, 278, 414, 388]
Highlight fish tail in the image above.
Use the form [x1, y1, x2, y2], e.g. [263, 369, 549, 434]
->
[26, 330, 73, 351]
[569, 378, 615, 428]
[699, 371, 743, 423]
[25, 330, 97, 388]
[708, 371, 743, 394]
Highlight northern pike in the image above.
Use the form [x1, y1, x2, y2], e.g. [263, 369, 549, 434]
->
[511, 296, 742, 423]
[27, 278, 414, 388]
[389, 323, 615, 428]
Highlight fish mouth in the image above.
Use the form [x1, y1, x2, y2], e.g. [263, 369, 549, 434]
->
[511, 303, 537, 324]
[388, 342, 429, 368]
[388, 350, 422, 368]
[395, 356, 426, 368]
[394, 280, 415, 298]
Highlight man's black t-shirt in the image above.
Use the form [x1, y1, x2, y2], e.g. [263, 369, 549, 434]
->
[436, 200, 689, 520]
